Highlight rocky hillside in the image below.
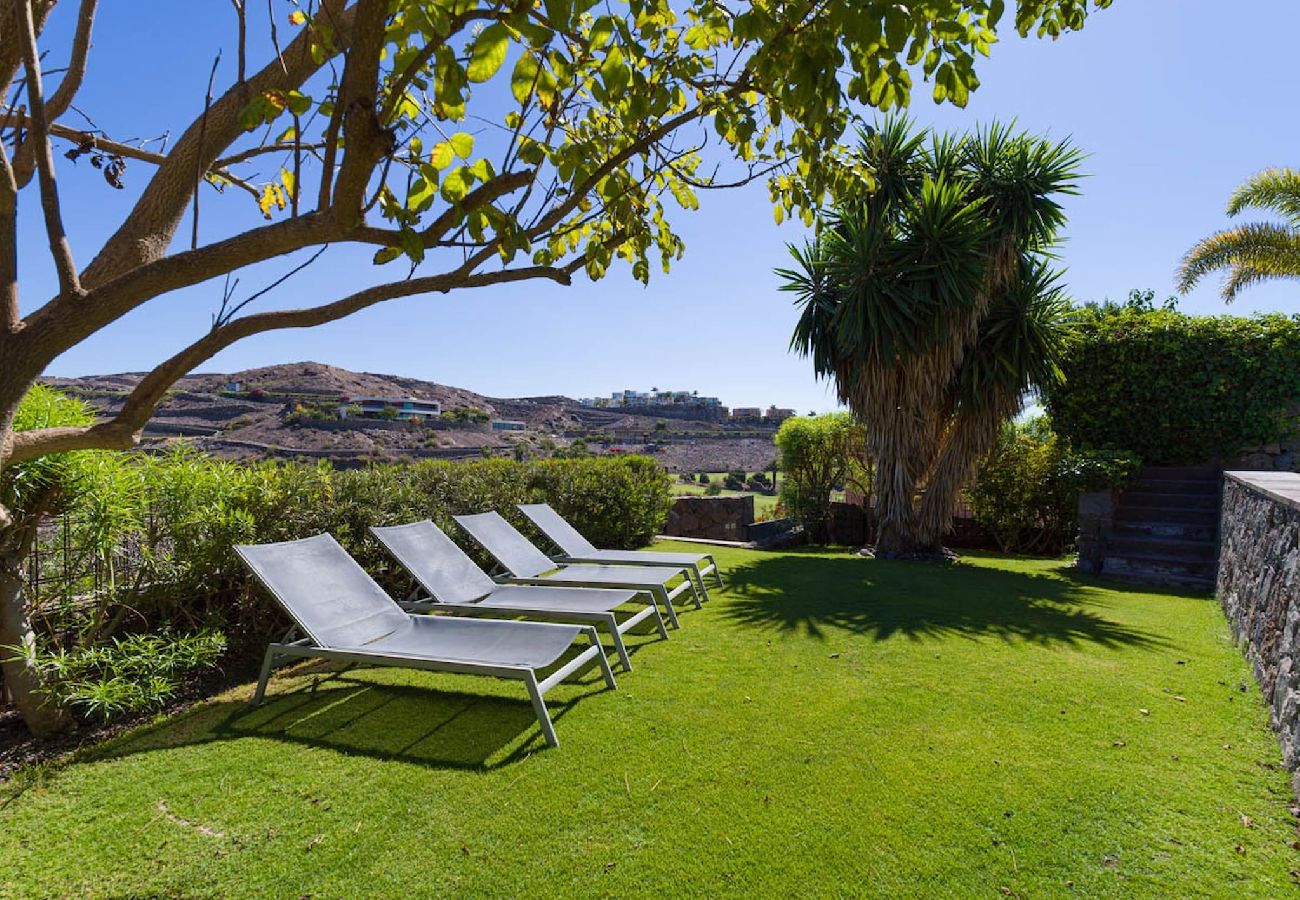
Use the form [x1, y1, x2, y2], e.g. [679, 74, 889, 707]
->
[40, 362, 779, 471]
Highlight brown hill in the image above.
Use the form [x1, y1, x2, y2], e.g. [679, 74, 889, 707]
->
[40, 362, 778, 471]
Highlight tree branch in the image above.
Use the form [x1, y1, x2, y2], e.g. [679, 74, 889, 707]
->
[17, 0, 81, 297]
[5, 262, 579, 464]
[76, 0, 355, 289]
[0, 131, 17, 332]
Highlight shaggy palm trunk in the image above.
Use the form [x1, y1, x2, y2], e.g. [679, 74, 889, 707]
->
[0, 524, 71, 737]
[915, 407, 1004, 550]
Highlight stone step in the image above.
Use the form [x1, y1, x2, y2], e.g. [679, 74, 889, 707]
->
[1128, 478, 1221, 496]
[1099, 569, 1216, 592]
[1103, 550, 1216, 580]
[1108, 534, 1217, 560]
[1112, 520, 1218, 541]
[1139, 466, 1222, 481]
[1121, 491, 1218, 510]
[1114, 506, 1218, 526]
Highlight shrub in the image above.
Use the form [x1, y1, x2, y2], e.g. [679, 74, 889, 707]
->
[704, 483, 722, 496]
[16, 630, 226, 720]
[722, 472, 746, 490]
[966, 418, 1139, 555]
[1044, 296, 1300, 463]
[698, 473, 710, 485]
[775, 413, 869, 542]
[14, 435, 672, 722]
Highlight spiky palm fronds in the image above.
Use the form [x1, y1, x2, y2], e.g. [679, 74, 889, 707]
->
[1178, 167, 1300, 302]
[782, 119, 1081, 554]
[1225, 167, 1300, 219]
[1177, 221, 1300, 301]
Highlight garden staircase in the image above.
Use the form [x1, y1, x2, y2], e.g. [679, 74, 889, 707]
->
[1101, 467, 1221, 591]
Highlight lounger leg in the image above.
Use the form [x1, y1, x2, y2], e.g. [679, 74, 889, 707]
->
[524, 673, 559, 748]
[686, 575, 704, 610]
[586, 627, 618, 691]
[604, 613, 633, 673]
[649, 599, 669, 640]
[654, 585, 681, 629]
[691, 564, 711, 603]
[709, 555, 724, 587]
[251, 644, 278, 706]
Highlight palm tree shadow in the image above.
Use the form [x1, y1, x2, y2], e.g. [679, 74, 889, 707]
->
[722, 553, 1164, 650]
[86, 656, 617, 772]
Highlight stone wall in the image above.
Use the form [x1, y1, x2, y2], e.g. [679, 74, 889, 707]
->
[663, 496, 754, 542]
[1217, 471, 1300, 777]
[1076, 489, 1119, 574]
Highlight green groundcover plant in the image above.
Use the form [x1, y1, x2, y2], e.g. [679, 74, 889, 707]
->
[1044, 295, 1300, 464]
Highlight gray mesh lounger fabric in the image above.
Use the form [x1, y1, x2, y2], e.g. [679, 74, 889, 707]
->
[235, 533, 615, 747]
[517, 503, 724, 598]
[370, 520, 668, 670]
[453, 512, 701, 628]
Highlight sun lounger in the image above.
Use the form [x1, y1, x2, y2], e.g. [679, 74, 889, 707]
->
[235, 533, 615, 748]
[453, 512, 701, 629]
[370, 520, 667, 672]
[517, 502, 724, 600]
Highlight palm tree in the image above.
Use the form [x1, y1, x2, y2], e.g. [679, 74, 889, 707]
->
[780, 118, 1079, 556]
[1177, 168, 1300, 301]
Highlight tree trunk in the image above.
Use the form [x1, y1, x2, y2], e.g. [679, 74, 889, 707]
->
[0, 530, 73, 737]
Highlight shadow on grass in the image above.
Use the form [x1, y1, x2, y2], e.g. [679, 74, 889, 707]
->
[722, 552, 1163, 649]
[85, 655, 618, 773]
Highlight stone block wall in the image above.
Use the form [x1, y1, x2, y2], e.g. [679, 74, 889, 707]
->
[1217, 472, 1300, 775]
[663, 496, 754, 542]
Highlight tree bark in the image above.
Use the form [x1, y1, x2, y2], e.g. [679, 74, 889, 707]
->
[0, 533, 72, 737]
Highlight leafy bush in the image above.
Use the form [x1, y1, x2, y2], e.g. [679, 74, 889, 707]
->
[15, 630, 226, 720]
[1044, 297, 1300, 463]
[774, 413, 869, 542]
[722, 472, 746, 490]
[967, 418, 1139, 555]
[704, 483, 722, 496]
[15, 433, 672, 720]
[698, 473, 710, 485]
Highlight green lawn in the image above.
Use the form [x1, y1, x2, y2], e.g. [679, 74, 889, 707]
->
[2, 546, 1296, 896]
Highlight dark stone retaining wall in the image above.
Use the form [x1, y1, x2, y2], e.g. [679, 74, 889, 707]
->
[1217, 471, 1300, 777]
[664, 496, 754, 542]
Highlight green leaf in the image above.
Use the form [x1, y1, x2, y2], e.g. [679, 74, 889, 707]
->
[440, 166, 476, 203]
[373, 246, 402, 265]
[430, 142, 455, 170]
[884, 4, 910, 51]
[467, 23, 509, 83]
[284, 90, 312, 116]
[449, 132, 474, 159]
[510, 52, 558, 107]
[600, 46, 629, 95]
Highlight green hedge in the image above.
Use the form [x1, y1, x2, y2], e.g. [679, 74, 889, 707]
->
[1043, 304, 1300, 464]
[27, 449, 672, 659]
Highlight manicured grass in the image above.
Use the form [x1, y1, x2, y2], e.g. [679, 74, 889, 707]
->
[2, 547, 1297, 896]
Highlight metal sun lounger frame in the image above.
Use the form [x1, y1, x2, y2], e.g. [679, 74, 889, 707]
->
[369, 520, 668, 673]
[453, 512, 702, 629]
[516, 502, 725, 601]
[235, 533, 616, 748]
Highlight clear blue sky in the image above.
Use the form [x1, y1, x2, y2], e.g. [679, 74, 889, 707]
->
[21, 1, 1300, 412]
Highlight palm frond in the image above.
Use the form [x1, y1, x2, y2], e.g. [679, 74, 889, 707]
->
[1176, 221, 1300, 299]
[1225, 167, 1300, 223]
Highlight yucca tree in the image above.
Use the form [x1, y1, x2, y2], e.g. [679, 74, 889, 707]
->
[781, 119, 1079, 556]
[1177, 168, 1300, 301]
